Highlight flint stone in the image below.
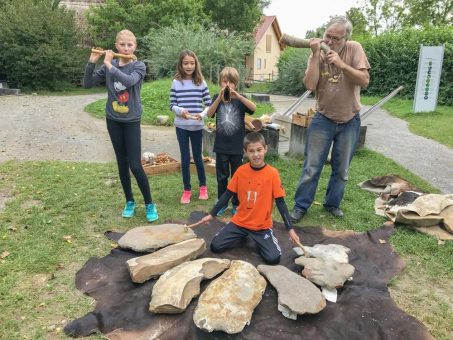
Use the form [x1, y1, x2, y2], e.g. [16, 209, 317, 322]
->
[193, 260, 266, 334]
[149, 258, 231, 313]
[118, 224, 197, 252]
[293, 244, 351, 263]
[257, 264, 326, 319]
[295, 257, 355, 289]
[127, 238, 206, 283]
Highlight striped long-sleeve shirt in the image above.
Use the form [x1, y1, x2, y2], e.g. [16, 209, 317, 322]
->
[170, 79, 212, 130]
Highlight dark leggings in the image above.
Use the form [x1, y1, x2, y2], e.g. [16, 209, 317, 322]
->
[106, 118, 152, 204]
[215, 153, 242, 206]
[175, 127, 206, 190]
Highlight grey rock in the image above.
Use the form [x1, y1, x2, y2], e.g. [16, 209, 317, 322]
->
[193, 260, 266, 334]
[149, 258, 230, 313]
[295, 257, 355, 289]
[257, 264, 326, 319]
[118, 224, 197, 252]
[293, 244, 351, 263]
[127, 238, 206, 283]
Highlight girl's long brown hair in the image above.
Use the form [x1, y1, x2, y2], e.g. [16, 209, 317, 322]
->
[174, 49, 204, 86]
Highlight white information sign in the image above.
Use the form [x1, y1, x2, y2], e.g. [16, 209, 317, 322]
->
[413, 45, 444, 113]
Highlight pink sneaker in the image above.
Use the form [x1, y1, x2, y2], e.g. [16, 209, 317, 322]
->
[199, 186, 208, 200]
[181, 190, 192, 204]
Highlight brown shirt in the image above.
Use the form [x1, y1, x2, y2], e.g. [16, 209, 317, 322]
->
[308, 41, 370, 123]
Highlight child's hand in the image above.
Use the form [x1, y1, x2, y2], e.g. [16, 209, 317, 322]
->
[288, 229, 300, 245]
[103, 50, 114, 67]
[219, 87, 226, 101]
[181, 109, 190, 119]
[200, 214, 213, 224]
[229, 88, 239, 100]
[192, 114, 202, 121]
[88, 52, 102, 63]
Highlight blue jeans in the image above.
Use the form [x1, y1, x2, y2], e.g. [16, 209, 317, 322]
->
[175, 127, 206, 190]
[294, 112, 360, 211]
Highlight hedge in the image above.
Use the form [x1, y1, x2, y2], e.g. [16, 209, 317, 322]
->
[361, 27, 452, 105]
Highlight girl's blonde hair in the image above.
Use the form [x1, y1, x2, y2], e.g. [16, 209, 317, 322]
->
[116, 30, 137, 44]
[174, 50, 204, 86]
[219, 67, 240, 86]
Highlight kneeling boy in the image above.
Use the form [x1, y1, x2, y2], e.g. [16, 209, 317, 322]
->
[200, 132, 300, 264]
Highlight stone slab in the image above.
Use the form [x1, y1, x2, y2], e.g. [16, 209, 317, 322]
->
[149, 258, 230, 313]
[118, 224, 197, 252]
[127, 238, 206, 283]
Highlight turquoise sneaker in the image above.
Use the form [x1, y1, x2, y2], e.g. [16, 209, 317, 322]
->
[146, 203, 158, 222]
[122, 201, 136, 218]
[216, 205, 228, 217]
[231, 205, 238, 215]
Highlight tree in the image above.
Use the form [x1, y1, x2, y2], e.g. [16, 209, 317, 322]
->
[402, 0, 453, 27]
[86, 0, 209, 48]
[365, 0, 383, 35]
[361, 0, 452, 34]
[0, 0, 85, 90]
[203, 0, 270, 33]
[141, 20, 254, 83]
[305, 27, 325, 39]
[270, 47, 311, 95]
[346, 7, 371, 37]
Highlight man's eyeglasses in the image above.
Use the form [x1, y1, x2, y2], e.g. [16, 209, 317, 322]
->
[324, 34, 345, 42]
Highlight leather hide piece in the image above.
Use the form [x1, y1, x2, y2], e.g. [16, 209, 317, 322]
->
[64, 211, 433, 340]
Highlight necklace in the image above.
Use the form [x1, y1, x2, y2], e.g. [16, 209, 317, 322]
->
[321, 46, 345, 83]
[327, 63, 342, 83]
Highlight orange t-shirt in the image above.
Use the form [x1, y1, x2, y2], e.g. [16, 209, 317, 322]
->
[227, 163, 285, 231]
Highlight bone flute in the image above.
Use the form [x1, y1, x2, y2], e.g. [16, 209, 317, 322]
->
[91, 48, 137, 60]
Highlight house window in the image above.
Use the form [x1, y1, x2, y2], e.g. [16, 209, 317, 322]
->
[256, 58, 262, 70]
[266, 35, 272, 53]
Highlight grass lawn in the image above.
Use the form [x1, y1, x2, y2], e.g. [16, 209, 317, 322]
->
[0, 151, 452, 339]
[84, 78, 273, 126]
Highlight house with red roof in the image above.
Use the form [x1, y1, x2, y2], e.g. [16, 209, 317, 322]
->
[245, 15, 284, 83]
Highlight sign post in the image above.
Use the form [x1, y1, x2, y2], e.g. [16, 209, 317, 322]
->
[413, 45, 444, 113]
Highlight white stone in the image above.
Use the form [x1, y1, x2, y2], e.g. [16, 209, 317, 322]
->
[293, 244, 351, 263]
[295, 257, 355, 289]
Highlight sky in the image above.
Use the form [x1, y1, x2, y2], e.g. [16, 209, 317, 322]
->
[263, 0, 362, 38]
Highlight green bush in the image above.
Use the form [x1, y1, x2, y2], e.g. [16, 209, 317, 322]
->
[85, 0, 208, 48]
[269, 47, 311, 96]
[140, 21, 254, 86]
[0, 0, 86, 90]
[360, 27, 452, 105]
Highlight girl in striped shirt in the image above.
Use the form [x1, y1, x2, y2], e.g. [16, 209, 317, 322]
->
[170, 50, 212, 204]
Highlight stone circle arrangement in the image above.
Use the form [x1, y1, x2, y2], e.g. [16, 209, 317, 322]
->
[115, 223, 354, 333]
[63, 213, 433, 339]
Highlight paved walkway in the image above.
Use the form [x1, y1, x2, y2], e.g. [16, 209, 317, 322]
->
[268, 94, 453, 194]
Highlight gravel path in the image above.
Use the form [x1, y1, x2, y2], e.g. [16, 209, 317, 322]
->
[269, 94, 452, 194]
[363, 107, 453, 194]
[1, 93, 451, 194]
[0, 94, 180, 163]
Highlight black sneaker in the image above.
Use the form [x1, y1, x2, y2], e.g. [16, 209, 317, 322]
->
[324, 206, 344, 218]
[290, 208, 306, 223]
